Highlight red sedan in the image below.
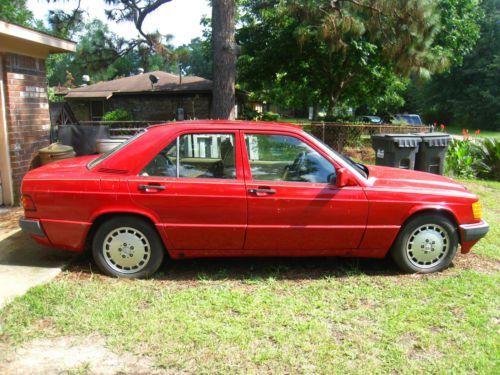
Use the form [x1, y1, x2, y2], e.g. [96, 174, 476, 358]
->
[19, 121, 488, 278]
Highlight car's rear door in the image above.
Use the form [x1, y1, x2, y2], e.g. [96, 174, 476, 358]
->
[241, 130, 368, 255]
[128, 129, 247, 252]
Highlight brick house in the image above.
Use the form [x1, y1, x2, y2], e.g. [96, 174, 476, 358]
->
[0, 21, 76, 205]
[63, 71, 246, 122]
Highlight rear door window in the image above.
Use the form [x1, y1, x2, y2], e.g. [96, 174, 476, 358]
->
[141, 133, 236, 179]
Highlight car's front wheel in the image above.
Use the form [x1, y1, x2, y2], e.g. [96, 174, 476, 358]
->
[391, 213, 459, 273]
[92, 216, 165, 278]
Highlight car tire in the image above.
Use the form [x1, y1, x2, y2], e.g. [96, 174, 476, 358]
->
[391, 213, 459, 273]
[92, 216, 165, 278]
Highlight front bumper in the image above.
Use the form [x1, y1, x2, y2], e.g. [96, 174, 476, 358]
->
[460, 221, 489, 242]
[19, 218, 46, 237]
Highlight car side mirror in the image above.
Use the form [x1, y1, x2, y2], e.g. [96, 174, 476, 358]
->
[327, 173, 336, 185]
[336, 168, 356, 188]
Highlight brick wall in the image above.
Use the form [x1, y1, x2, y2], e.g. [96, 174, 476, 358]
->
[109, 94, 211, 121]
[3, 53, 50, 200]
[68, 93, 212, 123]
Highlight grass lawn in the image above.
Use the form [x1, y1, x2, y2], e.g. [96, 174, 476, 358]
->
[444, 126, 500, 140]
[0, 180, 498, 374]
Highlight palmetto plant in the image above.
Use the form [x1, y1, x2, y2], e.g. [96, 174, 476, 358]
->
[476, 138, 500, 180]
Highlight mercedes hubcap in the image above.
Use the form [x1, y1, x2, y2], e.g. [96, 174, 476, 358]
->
[103, 227, 151, 274]
[406, 224, 449, 269]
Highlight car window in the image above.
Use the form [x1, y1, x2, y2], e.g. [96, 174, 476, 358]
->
[141, 133, 236, 179]
[245, 134, 336, 183]
[88, 130, 146, 169]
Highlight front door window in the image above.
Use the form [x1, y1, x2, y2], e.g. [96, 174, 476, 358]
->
[244, 134, 336, 183]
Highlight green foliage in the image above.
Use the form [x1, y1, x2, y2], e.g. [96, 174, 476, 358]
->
[0, 0, 33, 25]
[434, 0, 483, 66]
[238, 0, 482, 116]
[260, 111, 280, 122]
[177, 37, 213, 79]
[446, 139, 481, 178]
[102, 109, 133, 121]
[475, 138, 500, 180]
[238, 109, 280, 122]
[404, 0, 497, 130]
[446, 137, 500, 180]
[47, 87, 64, 103]
[238, 108, 259, 120]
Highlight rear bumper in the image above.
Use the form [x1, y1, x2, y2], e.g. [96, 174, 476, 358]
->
[460, 221, 489, 242]
[19, 218, 46, 237]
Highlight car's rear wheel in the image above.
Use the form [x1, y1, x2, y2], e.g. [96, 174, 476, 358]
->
[92, 216, 164, 278]
[391, 213, 458, 273]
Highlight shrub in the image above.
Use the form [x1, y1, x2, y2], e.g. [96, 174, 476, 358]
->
[102, 109, 133, 121]
[238, 108, 260, 120]
[446, 138, 500, 181]
[445, 139, 480, 179]
[260, 111, 280, 122]
[476, 138, 500, 181]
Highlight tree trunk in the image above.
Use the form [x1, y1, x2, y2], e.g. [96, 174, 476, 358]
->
[211, 0, 236, 120]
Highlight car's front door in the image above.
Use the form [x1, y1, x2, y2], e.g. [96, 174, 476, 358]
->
[128, 130, 247, 252]
[242, 131, 368, 254]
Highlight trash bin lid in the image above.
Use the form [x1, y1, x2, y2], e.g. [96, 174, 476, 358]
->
[39, 142, 75, 155]
[413, 133, 450, 147]
[371, 134, 422, 148]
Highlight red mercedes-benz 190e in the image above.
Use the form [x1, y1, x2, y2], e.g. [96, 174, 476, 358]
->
[19, 121, 489, 278]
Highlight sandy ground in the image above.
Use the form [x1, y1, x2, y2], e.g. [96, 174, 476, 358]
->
[0, 208, 74, 308]
[0, 336, 172, 375]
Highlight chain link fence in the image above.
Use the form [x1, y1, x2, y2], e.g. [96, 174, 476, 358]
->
[79, 121, 166, 137]
[78, 120, 431, 162]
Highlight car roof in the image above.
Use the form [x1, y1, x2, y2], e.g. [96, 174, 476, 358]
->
[147, 120, 301, 132]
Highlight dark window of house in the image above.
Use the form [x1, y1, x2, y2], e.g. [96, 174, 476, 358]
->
[90, 101, 104, 121]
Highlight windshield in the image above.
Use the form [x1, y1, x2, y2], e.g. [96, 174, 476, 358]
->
[87, 130, 146, 169]
[307, 133, 368, 179]
[397, 115, 422, 125]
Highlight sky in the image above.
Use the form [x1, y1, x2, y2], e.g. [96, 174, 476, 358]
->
[26, 0, 211, 46]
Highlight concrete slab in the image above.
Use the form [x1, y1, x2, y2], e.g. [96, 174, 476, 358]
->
[0, 229, 74, 308]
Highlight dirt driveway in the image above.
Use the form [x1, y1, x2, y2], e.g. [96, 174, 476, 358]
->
[0, 208, 74, 308]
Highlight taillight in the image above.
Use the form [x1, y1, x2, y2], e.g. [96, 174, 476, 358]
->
[21, 194, 36, 211]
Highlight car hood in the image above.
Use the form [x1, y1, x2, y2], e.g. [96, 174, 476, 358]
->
[366, 165, 469, 193]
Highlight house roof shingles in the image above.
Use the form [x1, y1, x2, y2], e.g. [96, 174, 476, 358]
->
[65, 71, 212, 99]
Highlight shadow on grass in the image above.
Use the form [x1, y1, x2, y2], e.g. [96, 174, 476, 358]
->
[67, 254, 405, 281]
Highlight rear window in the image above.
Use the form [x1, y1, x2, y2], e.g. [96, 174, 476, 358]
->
[87, 130, 146, 169]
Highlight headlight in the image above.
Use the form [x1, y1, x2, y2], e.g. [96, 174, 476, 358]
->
[472, 201, 482, 220]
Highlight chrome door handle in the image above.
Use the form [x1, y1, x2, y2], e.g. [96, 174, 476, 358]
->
[138, 184, 166, 191]
[248, 188, 276, 195]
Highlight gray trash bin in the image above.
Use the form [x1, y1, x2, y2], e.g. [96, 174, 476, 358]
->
[371, 134, 422, 170]
[414, 133, 451, 175]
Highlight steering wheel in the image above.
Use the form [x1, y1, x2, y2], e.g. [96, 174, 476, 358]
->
[282, 151, 307, 180]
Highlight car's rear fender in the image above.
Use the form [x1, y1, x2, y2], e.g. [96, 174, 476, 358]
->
[86, 210, 174, 256]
